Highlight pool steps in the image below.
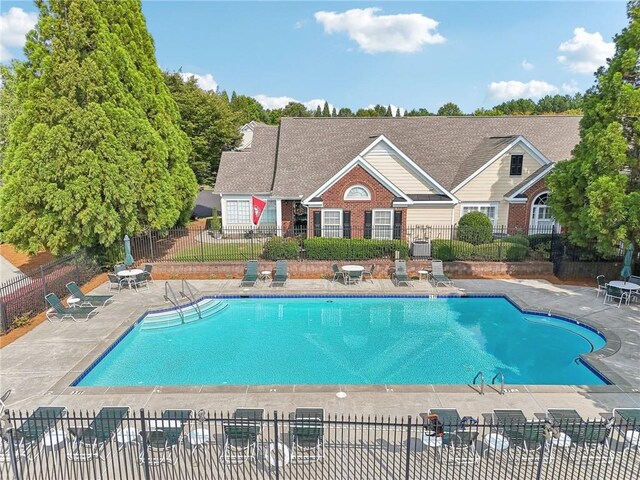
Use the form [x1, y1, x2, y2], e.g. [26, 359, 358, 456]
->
[141, 298, 228, 330]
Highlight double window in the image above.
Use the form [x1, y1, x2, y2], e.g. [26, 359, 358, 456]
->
[225, 199, 251, 224]
[510, 154, 524, 176]
[372, 209, 393, 240]
[322, 209, 343, 238]
[461, 203, 498, 227]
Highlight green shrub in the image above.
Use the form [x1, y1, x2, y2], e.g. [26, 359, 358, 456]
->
[504, 243, 529, 261]
[527, 233, 553, 254]
[431, 239, 474, 261]
[501, 235, 530, 247]
[304, 237, 409, 260]
[457, 211, 493, 245]
[262, 237, 299, 260]
[205, 216, 222, 230]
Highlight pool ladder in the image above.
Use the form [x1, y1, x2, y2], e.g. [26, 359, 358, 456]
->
[164, 282, 185, 324]
[473, 371, 506, 395]
[179, 280, 202, 319]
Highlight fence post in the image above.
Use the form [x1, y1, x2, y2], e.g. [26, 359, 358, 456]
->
[549, 225, 556, 262]
[535, 435, 546, 480]
[139, 408, 151, 480]
[0, 302, 8, 335]
[404, 415, 412, 480]
[7, 427, 21, 480]
[148, 230, 155, 262]
[74, 252, 81, 284]
[39, 265, 47, 300]
[200, 226, 206, 262]
[273, 411, 280, 480]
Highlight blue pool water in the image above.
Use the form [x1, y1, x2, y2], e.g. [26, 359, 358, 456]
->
[77, 297, 607, 386]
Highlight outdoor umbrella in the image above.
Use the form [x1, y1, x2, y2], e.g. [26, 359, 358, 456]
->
[621, 243, 634, 281]
[124, 235, 134, 267]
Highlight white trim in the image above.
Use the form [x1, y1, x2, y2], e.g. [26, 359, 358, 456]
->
[222, 197, 252, 225]
[505, 197, 527, 205]
[371, 209, 394, 240]
[504, 164, 555, 201]
[344, 184, 371, 201]
[302, 156, 411, 205]
[276, 199, 282, 231]
[529, 191, 559, 232]
[451, 136, 552, 194]
[321, 209, 343, 238]
[360, 135, 457, 202]
[459, 202, 499, 227]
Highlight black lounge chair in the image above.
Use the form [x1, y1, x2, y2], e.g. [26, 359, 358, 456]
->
[240, 260, 259, 287]
[66, 282, 114, 307]
[2, 407, 66, 460]
[67, 406, 130, 461]
[271, 260, 288, 287]
[291, 408, 324, 463]
[493, 410, 548, 463]
[220, 409, 263, 464]
[45, 293, 98, 322]
[546, 408, 612, 464]
[141, 409, 193, 465]
[612, 408, 639, 456]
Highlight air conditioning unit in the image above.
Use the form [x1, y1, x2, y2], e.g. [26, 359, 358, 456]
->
[411, 239, 431, 259]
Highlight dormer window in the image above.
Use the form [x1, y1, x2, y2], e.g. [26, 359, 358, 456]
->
[510, 154, 524, 176]
[344, 185, 371, 201]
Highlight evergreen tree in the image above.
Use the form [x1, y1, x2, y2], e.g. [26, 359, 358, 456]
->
[331, 107, 337, 117]
[338, 107, 353, 117]
[322, 101, 330, 117]
[395, 107, 401, 117]
[230, 91, 237, 103]
[405, 108, 432, 116]
[0, 65, 19, 168]
[0, 0, 198, 255]
[547, 1, 640, 253]
[315, 105, 322, 117]
[219, 90, 230, 103]
[385, 105, 393, 116]
[164, 72, 240, 185]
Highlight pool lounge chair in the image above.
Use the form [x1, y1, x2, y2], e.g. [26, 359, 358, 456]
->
[1, 406, 67, 461]
[430, 260, 453, 288]
[45, 293, 98, 322]
[271, 260, 288, 287]
[612, 408, 640, 455]
[66, 282, 114, 307]
[220, 409, 263, 464]
[421, 409, 479, 465]
[141, 409, 193, 465]
[67, 406, 130, 462]
[493, 410, 548, 463]
[546, 408, 612, 464]
[391, 260, 413, 287]
[241, 260, 259, 287]
[291, 408, 324, 463]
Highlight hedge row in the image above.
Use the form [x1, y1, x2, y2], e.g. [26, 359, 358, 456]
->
[304, 238, 409, 260]
[262, 237, 299, 260]
[431, 239, 529, 262]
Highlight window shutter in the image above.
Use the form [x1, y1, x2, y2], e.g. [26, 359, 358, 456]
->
[343, 211, 351, 239]
[313, 211, 322, 237]
[393, 211, 403, 239]
[364, 210, 372, 239]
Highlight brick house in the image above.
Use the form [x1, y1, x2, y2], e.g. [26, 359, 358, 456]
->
[214, 116, 580, 238]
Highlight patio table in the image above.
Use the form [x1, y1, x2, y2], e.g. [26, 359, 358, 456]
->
[117, 268, 143, 289]
[342, 265, 364, 285]
[608, 281, 640, 304]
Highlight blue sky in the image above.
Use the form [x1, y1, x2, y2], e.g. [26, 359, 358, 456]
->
[0, 1, 627, 113]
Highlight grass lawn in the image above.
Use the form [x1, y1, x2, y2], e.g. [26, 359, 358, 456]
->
[173, 242, 265, 261]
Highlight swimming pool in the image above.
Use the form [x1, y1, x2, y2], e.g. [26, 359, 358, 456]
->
[76, 296, 608, 386]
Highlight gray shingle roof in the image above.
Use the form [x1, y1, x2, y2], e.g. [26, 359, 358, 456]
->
[214, 125, 278, 194]
[215, 116, 581, 198]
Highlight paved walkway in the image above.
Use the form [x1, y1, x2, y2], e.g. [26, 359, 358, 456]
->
[0, 278, 638, 421]
[0, 254, 23, 284]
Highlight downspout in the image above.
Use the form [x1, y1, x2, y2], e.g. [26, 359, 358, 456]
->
[269, 123, 282, 192]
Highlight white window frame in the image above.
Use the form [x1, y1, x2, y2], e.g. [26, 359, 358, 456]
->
[460, 202, 499, 227]
[225, 199, 251, 225]
[372, 209, 394, 240]
[322, 209, 343, 238]
[529, 192, 559, 232]
[344, 185, 371, 201]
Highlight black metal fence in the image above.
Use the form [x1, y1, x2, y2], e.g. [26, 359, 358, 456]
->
[1, 409, 638, 479]
[0, 251, 105, 334]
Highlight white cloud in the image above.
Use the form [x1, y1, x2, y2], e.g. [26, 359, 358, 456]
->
[521, 59, 534, 71]
[367, 104, 406, 116]
[0, 7, 38, 62]
[314, 7, 445, 54]
[488, 80, 559, 100]
[561, 80, 580, 94]
[253, 94, 334, 112]
[179, 72, 218, 92]
[557, 28, 615, 74]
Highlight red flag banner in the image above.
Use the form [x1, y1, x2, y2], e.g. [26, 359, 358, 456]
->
[251, 196, 267, 225]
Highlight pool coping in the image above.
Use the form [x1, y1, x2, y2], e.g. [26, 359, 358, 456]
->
[53, 292, 632, 397]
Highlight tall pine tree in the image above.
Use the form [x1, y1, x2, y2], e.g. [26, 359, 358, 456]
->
[0, 0, 197, 254]
[547, 1, 640, 253]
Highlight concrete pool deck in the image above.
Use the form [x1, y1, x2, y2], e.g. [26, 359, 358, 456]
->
[1, 278, 638, 421]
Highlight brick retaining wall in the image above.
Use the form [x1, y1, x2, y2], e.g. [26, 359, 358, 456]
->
[153, 260, 553, 279]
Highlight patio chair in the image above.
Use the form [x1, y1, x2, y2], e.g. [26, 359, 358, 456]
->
[141, 409, 193, 465]
[220, 410, 262, 464]
[271, 260, 288, 287]
[0, 389, 11, 412]
[107, 273, 127, 293]
[603, 284, 629, 308]
[1, 407, 67, 461]
[291, 408, 324, 463]
[493, 410, 548, 463]
[421, 409, 479, 465]
[45, 293, 98, 322]
[331, 264, 345, 283]
[240, 260, 259, 287]
[595, 275, 607, 297]
[132, 272, 149, 291]
[67, 406, 130, 462]
[391, 259, 413, 287]
[612, 408, 640, 456]
[362, 264, 375, 283]
[546, 409, 612, 464]
[629, 275, 640, 302]
[142, 264, 154, 284]
[66, 282, 114, 307]
[114, 264, 126, 273]
[430, 260, 453, 288]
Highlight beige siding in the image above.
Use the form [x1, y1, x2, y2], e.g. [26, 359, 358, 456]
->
[406, 206, 454, 226]
[364, 149, 436, 195]
[455, 147, 542, 202]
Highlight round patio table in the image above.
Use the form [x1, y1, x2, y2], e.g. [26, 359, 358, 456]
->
[608, 280, 640, 292]
[117, 268, 143, 289]
[342, 265, 364, 285]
